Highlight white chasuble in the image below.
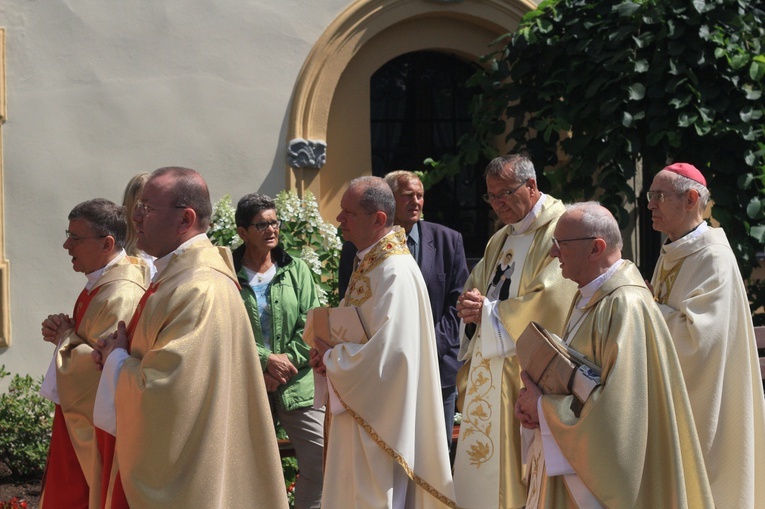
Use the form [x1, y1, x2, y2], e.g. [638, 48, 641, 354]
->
[651, 227, 765, 509]
[453, 197, 577, 509]
[323, 228, 456, 509]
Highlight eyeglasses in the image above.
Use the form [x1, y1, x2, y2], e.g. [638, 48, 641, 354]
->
[134, 200, 186, 216]
[65, 230, 106, 242]
[482, 179, 528, 203]
[552, 237, 597, 250]
[250, 220, 282, 231]
[646, 191, 684, 203]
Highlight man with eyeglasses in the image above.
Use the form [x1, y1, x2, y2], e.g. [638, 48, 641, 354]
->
[39, 198, 150, 509]
[337, 170, 469, 456]
[647, 163, 765, 508]
[91, 167, 288, 509]
[310, 176, 457, 508]
[515, 201, 713, 508]
[452, 154, 577, 509]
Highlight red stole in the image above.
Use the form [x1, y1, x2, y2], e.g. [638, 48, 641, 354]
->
[40, 287, 101, 509]
[97, 283, 158, 509]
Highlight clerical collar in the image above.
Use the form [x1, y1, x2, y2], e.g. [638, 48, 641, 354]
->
[576, 259, 624, 309]
[668, 221, 709, 244]
[511, 193, 547, 235]
[356, 229, 396, 263]
[153, 233, 208, 280]
[85, 250, 126, 291]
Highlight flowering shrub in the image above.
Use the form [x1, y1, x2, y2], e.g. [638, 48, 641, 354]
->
[208, 191, 343, 306]
[0, 366, 53, 479]
[275, 190, 343, 307]
[208, 194, 243, 250]
[0, 498, 28, 509]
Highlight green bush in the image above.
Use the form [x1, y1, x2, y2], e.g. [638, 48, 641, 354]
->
[0, 365, 53, 479]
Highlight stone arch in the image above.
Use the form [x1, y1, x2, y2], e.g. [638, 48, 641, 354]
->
[286, 0, 535, 219]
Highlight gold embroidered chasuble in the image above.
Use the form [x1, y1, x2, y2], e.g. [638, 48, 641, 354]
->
[48, 256, 149, 509]
[453, 197, 577, 509]
[533, 261, 713, 509]
[324, 228, 457, 509]
[113, 238, 288, 509]
[651, 227, 765, 509]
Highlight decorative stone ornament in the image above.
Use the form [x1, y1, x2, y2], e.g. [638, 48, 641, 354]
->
[287, 138, 327, 169]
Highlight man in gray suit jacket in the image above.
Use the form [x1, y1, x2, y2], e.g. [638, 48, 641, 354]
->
[339, 171, 469, 449]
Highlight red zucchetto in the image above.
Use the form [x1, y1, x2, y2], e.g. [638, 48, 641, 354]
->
[662, 162, 707, 186]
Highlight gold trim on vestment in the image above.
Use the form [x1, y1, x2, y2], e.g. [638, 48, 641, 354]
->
[329, 382, 458, 509]
[345, 229, 408, 307]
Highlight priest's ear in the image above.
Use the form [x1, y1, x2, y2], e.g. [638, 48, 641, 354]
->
[178, 206, 200, 233]
[590, 237, 608, 258]
[373, 210, 389, 229]
[685, 189, 701, 210]
[100, 235, 116, 253]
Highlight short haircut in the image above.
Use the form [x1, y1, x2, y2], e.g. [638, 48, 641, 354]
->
[565, 201, 623, 252]
[349, 176, 395, 227]
[668, 172, 711, 210]
[68, 198, 127, 249]
[484, 154, 537, 183]
[383, 170, 421, 194]
[150, 167, 212, 228]
[235, 193, 276, 228]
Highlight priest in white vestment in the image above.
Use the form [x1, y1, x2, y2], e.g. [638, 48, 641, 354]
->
[516, 202, 714, 509]
[453, 155, 577, 509]
[648, 163, 765, 509]
[310, 176, 456, 509]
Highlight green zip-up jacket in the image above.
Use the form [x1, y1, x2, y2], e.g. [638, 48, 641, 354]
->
[233, 244, 319, 411]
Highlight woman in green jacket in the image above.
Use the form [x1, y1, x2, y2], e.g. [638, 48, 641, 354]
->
[234, 193, 323, 509]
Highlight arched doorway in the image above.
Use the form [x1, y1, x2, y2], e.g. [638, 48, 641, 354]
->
[369, 50, 489, 258]
[287, 0, 536, 243]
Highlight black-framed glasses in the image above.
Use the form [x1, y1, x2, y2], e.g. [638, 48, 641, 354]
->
[482, 179, 528, 203]
[65, 230, 106, 242]
[646, 191, 684, 203]
[134, 200, 186, 216]
[552, 237, 597, 250]
[250, 220, 282, 231]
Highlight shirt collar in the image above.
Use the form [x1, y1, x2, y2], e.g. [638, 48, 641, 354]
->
[576, 258, 625, 309]
[153, 233, 208, 280]
[407, 221, 420, 245]
[84, 250, 126, 291]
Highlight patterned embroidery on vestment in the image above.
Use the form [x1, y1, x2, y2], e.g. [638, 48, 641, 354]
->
[345, 229, 409, 307]
[461, 351, 496, 467]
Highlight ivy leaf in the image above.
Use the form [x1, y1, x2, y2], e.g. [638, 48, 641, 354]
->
[628, 83, 645, 100]
[747, 197, 764, 219]
[750, 225, 765, 243]
[750, 58, 765, 82]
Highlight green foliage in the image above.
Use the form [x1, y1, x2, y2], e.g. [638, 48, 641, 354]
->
[275, 425, 298, 508]
[0, 366, 54, 479]
[429, 0, 765, 279]
[207, 191, 343, 307]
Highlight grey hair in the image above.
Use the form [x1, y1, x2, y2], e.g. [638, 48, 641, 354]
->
[235, 193, 276, 228]
[349, 176, 395, 227]
[668, 172, 711, 210]
[383, 170, 421, 194]
[565, 201, 623, 252]
[484, 154, 537, 183]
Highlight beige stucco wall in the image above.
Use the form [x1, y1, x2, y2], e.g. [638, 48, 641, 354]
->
[0, 0, 535, 384]
[0, 0, 352, 381]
